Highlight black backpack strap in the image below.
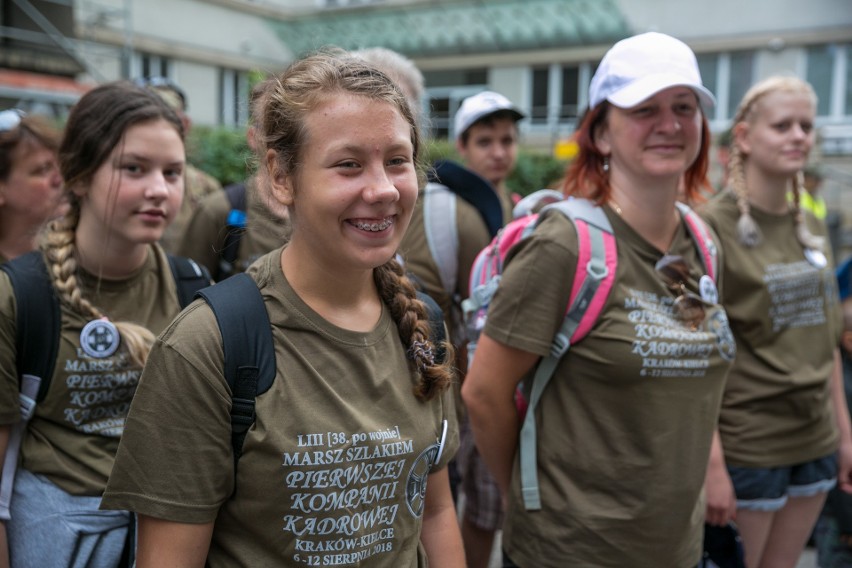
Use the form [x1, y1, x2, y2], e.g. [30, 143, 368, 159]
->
[195, 273, 275, 471]
[429, 159, 504, 238]
[220, 182, 248, 279]
[416, 291, 447, 365]
[166, 254, 210, 309]
[0, 251, 61, 402]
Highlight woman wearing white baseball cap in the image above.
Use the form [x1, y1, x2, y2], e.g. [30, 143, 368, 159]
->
[463, 32, 734, 567]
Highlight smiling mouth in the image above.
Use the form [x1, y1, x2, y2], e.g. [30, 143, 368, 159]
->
[353, 218, 393, 232]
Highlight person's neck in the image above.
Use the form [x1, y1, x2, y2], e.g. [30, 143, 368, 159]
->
[609, 173, 680, 253]
[742, 163, 790, 215]
[280, 243, 382, 332]
[74, 227, 150, 280]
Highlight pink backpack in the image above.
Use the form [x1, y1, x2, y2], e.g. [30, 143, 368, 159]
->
[462, 197, 718, 511]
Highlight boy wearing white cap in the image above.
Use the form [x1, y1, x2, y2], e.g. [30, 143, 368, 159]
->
[454, 91, 525, 208]
[400, 91, 524, 568]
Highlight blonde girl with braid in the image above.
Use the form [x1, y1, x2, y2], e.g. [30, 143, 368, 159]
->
[0, 82, 188, 566]
[102, 50, 463, 567]
[700, 75, 852, 568]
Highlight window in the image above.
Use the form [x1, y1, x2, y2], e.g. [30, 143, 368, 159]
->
[220, 68, 249, 127]
[531, 67, 549, 123]
[727, 51, 754, 119]
[560, 65, 579, 121]
[527, 63, 588, 132]
[807, 44, 834, 117]
[135, 53, 170, 79]
[807, 43, 851, 118]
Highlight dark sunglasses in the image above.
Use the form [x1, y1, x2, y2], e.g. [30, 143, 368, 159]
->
[655, 254, 708, 330]
[0, 109, 25, 132]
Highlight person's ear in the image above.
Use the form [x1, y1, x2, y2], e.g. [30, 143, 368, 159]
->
[733, 122, 751, 156]
[594, 123, 611, 156]
[266, 149, 293, 207]
[455, 137, 468, 159]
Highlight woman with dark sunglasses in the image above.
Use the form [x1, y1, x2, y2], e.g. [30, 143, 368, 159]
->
[462, 32, 735, 568]
[0, 110, 67, 263]
[699, 76, 852, 568]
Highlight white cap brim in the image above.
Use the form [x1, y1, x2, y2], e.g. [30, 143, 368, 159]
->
[606, 73, 716, 112]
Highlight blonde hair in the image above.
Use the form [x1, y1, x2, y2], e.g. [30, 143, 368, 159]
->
[261, 49, 453, 400]
[728, 75, 822, 249]
[44, 81, 185, 367]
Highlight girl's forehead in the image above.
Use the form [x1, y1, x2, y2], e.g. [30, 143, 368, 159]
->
[754, 90, 814, 116]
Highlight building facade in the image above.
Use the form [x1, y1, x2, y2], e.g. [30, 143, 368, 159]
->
[3, 0, 850, 154]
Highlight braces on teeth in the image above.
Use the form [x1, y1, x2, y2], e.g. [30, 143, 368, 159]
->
[355, 219, 392, 231]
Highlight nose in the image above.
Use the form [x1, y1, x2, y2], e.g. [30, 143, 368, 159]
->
[791, 122, 809, 140]
[657, 108, 682, 133]
[362, 164, 400, 204]
[145, 171, 170, 200]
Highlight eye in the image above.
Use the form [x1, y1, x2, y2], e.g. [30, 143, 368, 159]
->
[164, 167, 183, 180]
[631, 105, 655, 117]
[771, 121, 791, 132]
[800, 121, 814, 134]
[674, 102, 697, 116]
[32, 162, 55, 176]
[336, 160, 360, 170]
[122, 163, 143, 175]
[387, 156, 410, 167]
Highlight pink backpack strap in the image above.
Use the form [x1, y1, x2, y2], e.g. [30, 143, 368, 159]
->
[676, 201, 718, 282]
[519, 197, 617, 510]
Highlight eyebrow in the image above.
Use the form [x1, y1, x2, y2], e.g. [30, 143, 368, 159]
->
[116, 153, 185, 165]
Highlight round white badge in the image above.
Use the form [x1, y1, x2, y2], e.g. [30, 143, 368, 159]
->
[80, 319, 120, 358]
[805, 248, 828, 269]
[699, 275, 718, 304]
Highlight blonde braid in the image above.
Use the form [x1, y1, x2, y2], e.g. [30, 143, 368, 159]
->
[727, 144, 762, 247]
[730, 75, 820, 250]
[790, 170, 826, 251]
[41, 200, 155, 368]
[374, 259, 455, 401]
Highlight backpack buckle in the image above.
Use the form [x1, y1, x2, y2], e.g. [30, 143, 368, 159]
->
[550, 332, 571, 358]
[19, 393, 36, 421]
[230, 397, 256, 434]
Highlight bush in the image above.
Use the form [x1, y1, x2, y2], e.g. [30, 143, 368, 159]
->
[186, 126, 254, 187]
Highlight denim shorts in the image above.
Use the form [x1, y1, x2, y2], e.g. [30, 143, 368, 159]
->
[728, 453, 838, 512]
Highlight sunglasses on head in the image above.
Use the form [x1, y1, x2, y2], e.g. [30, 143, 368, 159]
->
[0, 109, 25, 133]
[655, 254, 708, 331]
[133, 77, 187, 107]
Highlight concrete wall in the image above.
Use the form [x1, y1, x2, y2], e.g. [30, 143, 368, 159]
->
[617, 0, 852, 41]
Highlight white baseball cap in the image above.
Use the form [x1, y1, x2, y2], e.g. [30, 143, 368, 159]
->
[589, 32, 716, 112]
[454, 91, 524, 141]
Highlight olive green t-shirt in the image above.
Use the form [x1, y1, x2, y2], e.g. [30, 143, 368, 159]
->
[178, 176, 290, 280]
[0, 245, 183, 495]
[700, 190, 841, 467]
[102, 249, 458, 567]
[399, 188, 491, 346]
[485, 206, 734, 568]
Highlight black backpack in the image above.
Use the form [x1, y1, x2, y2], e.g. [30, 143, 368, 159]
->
[0, 251, 210, 401]
[196, 273, 447, 470]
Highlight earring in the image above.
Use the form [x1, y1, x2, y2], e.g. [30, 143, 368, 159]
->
[603, 156, 610, 173]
